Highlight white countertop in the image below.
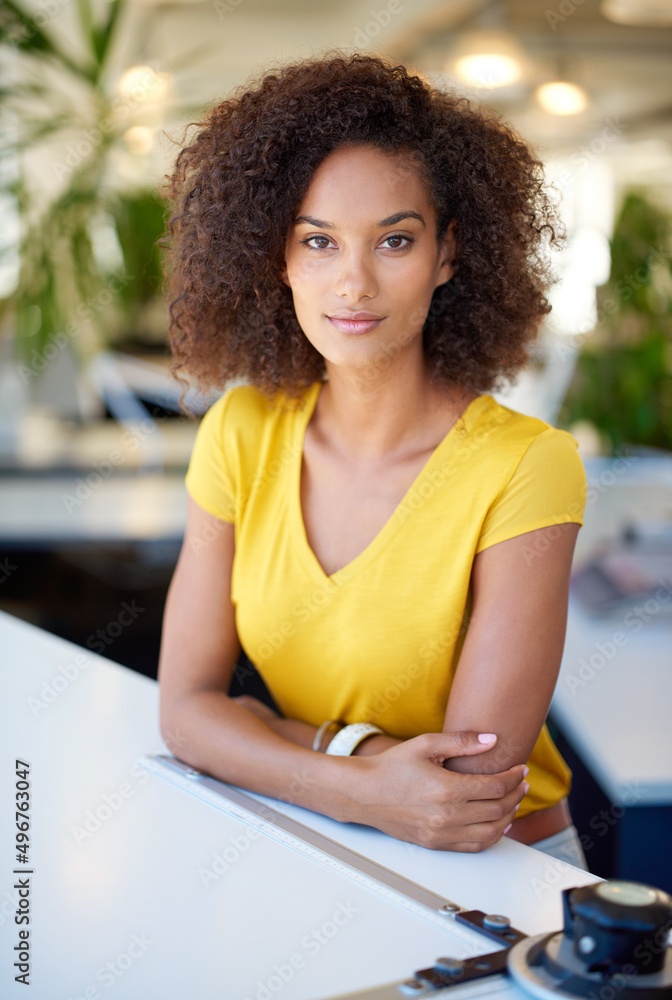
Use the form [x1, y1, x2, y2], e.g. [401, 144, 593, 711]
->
[0, 611, 598, 1000]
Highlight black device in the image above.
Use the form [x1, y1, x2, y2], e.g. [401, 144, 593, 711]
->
[332, 881, 672, 999]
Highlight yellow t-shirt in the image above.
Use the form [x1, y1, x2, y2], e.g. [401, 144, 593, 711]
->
[185, 379, 587, 819]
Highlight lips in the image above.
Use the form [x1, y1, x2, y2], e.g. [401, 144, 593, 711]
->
[327, 314, 384, 335]
[329, 311, 382, 320]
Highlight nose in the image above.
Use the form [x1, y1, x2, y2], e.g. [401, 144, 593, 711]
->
[335, 247, 379, 302]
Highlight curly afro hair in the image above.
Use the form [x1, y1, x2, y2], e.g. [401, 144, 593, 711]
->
[163, 50, 565, 404]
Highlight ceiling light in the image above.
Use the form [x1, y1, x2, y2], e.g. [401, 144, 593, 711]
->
[454, 53, 520, 88]
[536, 81, 588, 115]
[446, 30, 526, 89]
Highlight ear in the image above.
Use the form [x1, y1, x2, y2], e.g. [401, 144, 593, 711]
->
[435, 217, 458, 289]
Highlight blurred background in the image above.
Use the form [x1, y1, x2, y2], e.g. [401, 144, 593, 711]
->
[1, 0, 671, 883]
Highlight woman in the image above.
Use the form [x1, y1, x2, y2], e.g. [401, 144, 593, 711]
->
[159, 52, 588, 867]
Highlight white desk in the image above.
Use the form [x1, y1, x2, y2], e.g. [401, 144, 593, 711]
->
[0, 612, 598, 1000]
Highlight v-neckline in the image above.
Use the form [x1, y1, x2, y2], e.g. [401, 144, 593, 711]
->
[291, 380, 488, 587]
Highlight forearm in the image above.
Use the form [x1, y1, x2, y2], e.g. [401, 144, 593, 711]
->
[266, 716, 402, 756]
[160, 689, 367, 822]
[161, 691, 527, 850]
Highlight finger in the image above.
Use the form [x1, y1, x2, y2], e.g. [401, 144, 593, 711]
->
[415, 730, 499, 763]
[435, 835, 499, 853]
[443, 803, 523, 851]
[458, 812, 519, 849]
[405, 777, 525, 850]
[424, 815, 513, 853]
[451, 765, 528, 802]
[434, 787, 524, 838]
[455, 780, 528, 826]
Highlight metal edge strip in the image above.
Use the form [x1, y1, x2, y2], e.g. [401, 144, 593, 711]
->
[324, 974, 513, 999]
[139, 752, 482, 944]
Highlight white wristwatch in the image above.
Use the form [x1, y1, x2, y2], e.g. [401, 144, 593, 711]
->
[325, 723, 384, 756]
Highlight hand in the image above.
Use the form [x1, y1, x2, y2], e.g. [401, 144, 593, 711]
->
[349, 731, 528, 852]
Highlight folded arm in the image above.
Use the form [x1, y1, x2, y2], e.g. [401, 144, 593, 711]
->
[158, 496, 527, 851]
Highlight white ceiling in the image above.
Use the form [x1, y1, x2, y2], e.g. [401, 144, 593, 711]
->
[33, 0, 672, 209]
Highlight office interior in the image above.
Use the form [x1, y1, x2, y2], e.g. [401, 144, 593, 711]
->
[1, 0, 671, 890]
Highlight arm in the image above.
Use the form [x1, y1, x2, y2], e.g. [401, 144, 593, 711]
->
[252, 515, 577, 764]
[158, 495, 353, 815]
[158, 495, 528, 850]
[231, 697, 401, 755]
[442, 521, 580, 802]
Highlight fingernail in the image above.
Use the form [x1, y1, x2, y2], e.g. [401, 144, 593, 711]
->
[503, 823, 512, 834]
[523, 781, 530, 794]
[515, 803, 521, 812]
[478, 733, 497, 744]
[523, 766, 529, 778]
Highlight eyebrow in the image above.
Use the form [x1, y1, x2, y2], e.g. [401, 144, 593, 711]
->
[293, 211, 426, 229]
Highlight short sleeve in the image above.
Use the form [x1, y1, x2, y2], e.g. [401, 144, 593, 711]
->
[184, 389, 237, 523]
[475, 427, 587, 554]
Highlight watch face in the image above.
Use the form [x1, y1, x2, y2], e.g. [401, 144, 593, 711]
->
[596, 882, 658, 906]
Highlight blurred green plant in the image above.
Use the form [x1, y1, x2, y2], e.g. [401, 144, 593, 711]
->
[0, 0, 176, 363]
[560, 190, 672, 453]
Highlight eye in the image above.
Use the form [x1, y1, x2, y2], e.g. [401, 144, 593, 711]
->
[299, 236, 329, 252]
[299, 234, 415, 253]
[380, 234, 414, 251]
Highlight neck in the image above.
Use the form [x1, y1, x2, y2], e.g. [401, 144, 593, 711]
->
[314, 356, 476, 462]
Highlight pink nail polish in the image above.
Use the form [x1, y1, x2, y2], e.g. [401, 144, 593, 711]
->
[503, 823, 512, 834]
[523, 766, 529, 778]
[523, 781, 530, 794]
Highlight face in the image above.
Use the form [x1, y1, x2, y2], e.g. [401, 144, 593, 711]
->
[280, 144, 456, 376]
